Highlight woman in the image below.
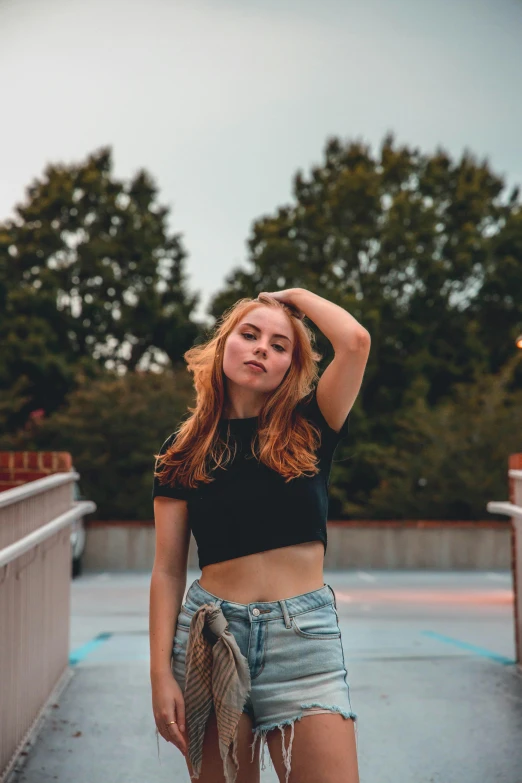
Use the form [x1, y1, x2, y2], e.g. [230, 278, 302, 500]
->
[150, 288, 370, 783]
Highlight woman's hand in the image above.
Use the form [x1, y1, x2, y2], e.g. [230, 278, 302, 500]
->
[152, 671, 187, 756]
[257, 289, 305, 321]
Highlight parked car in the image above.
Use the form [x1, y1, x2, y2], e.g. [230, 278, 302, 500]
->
[71, 471, 86, 578]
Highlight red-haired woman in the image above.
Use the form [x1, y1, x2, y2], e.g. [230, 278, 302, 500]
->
[150, 289, 370, 783]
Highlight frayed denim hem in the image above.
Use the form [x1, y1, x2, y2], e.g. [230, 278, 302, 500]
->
[249, 703, 358, 783]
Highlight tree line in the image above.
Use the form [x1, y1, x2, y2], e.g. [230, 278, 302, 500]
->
[1, 136, 521, 520]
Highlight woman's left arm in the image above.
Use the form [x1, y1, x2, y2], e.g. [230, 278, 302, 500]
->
[287, 288, 370, 353]
[260, 287, 371, 432]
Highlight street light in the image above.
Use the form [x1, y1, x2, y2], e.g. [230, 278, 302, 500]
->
[516, 334, 522, 350]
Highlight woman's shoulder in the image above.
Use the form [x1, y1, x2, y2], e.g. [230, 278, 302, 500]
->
[152, 432, 189, 501]
[296, 386, 350, 444]
[156, 432, 178, 456]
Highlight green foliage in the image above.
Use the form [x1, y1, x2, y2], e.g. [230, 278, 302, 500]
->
[210, 133, 522, 516]
[2, 135, 521, 520]
[0, 368, 195, 520]
[339, 354, 522, 519]
[211, 133, 522, 406]
[0, 147, 201, 432]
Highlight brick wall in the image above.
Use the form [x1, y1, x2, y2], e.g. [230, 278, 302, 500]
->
[0, 452, 73, 492]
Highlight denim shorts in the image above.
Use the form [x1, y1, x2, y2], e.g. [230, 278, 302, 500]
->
[171, 578, 358, 776]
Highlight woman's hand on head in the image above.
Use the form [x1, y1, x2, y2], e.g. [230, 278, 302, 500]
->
[257, 290, 305, 321]
[152, 671, 187, 756]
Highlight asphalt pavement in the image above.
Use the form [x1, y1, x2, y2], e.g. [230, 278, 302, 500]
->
[10, 569, 522, 783]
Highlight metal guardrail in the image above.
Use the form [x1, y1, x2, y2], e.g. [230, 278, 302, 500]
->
[487, 467, 522, 667]
[0, 501, 96, 569]
[0, 472, 81, 508]
[487, 502, 522, 520]
[0, 472, 96, 783]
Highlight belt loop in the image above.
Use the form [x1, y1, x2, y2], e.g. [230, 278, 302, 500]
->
[279, 599, 292, 629]
[328, 584, 337, 609]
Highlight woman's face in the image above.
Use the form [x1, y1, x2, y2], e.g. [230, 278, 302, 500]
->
[222, 306, 294, 396]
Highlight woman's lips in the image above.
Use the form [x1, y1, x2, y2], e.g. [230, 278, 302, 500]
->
[245, 362, 264, 372]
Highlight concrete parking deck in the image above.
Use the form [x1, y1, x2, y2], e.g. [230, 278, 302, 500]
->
[9, 570, 522, 783]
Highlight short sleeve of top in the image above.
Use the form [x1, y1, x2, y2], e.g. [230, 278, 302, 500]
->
[152, 386, 349, 502]
[297, 385, 350, 459]
[152, 433, 190, 501]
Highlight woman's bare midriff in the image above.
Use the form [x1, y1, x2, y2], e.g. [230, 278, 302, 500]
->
[198, 541, 326, 603]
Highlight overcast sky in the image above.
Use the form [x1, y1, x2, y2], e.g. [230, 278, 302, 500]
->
[1, 0, 521, 320]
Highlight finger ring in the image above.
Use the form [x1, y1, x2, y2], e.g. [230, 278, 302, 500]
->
[166, 720, 177, 726]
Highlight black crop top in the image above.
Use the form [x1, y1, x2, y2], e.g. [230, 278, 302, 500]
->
[152, 387, 349, 569]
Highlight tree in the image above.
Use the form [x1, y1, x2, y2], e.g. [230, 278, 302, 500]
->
[358, 353, 522, 519]
[0, 147, 201, 431]
[209, 133, 522, 515]
[0, 367, 195, 521]
[210, 133, 522, 414]
[473, 201, 522, 374]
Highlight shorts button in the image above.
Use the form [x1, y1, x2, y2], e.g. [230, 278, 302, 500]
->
[252, 608, 260, 616]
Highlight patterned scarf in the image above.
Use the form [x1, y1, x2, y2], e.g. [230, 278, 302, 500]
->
[184, 603, 252, 783]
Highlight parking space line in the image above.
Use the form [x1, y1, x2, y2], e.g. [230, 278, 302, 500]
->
[69, 632, 112, 665]
[421, 631, 515, 665]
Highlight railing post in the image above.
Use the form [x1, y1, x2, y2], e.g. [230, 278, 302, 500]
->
[487, 454, 522, 669]
[509, 455, 522, 666]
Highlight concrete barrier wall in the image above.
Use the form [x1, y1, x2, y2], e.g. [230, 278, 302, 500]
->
[83, 520, 511, 572]
[326, 521, 509, 569]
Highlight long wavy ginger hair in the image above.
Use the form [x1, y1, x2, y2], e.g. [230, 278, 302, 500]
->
[154, 293, 325, 491]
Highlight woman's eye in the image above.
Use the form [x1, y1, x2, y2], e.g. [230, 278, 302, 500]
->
[241, 333, 284, 352]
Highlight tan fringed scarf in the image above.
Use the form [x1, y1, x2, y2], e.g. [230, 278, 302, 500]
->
[184, 603, 252, 783]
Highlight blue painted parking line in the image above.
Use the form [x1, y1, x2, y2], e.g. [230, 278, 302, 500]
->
[421, 631, 516, 665]
[69, 632, 113, 665]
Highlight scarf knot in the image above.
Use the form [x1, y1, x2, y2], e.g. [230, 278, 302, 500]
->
[184, 603, 252, 783]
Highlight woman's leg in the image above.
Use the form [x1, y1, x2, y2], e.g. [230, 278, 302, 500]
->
[265, 711, 359, 783]
[184, 710, 261, 783]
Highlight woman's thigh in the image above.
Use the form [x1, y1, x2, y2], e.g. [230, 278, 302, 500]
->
[248, 596, 358, 782]
[184, 709, 261, 783]
[265, 711, 359, 783]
